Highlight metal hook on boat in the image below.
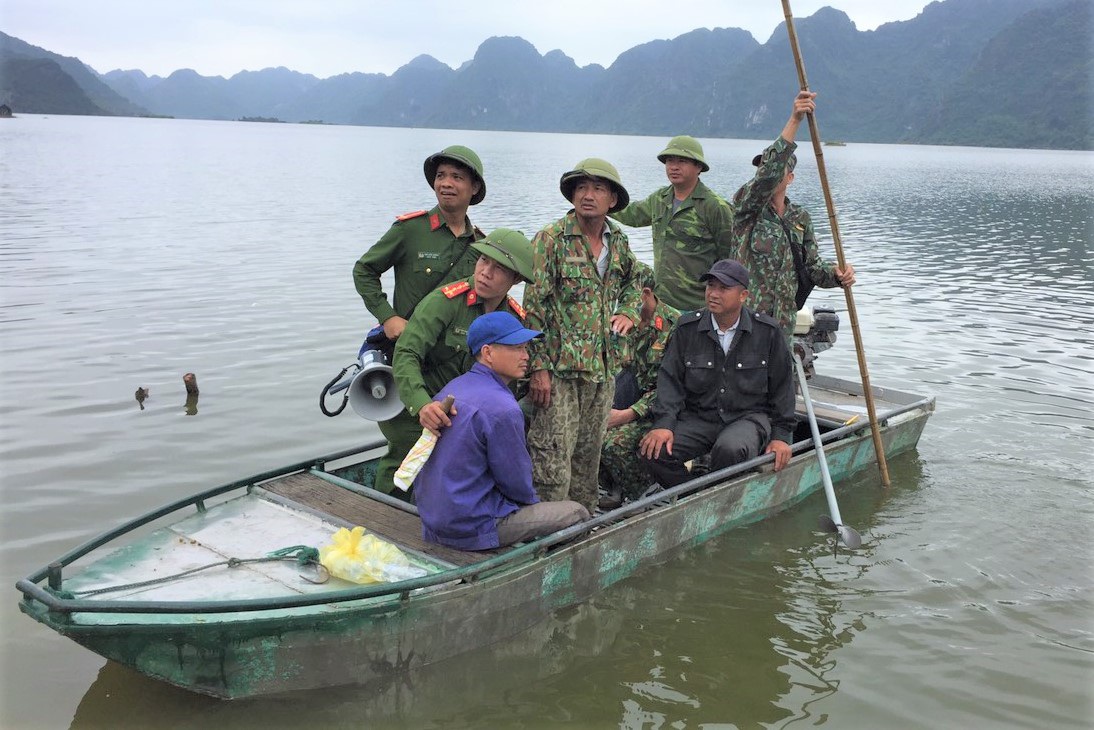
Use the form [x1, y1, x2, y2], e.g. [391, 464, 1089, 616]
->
[299, 560, 330, 584]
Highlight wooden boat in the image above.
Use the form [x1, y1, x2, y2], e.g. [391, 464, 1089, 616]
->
[16, 370, 933, 699]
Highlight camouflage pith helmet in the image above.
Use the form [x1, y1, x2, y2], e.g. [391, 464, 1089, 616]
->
[657, 135, 709, 172]
[559, 158, 630, 213]
[470, 228, 534, 282]
[423, 145, 486, 205]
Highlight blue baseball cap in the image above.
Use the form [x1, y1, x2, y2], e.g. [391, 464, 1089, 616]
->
[467, 311, 543, 356]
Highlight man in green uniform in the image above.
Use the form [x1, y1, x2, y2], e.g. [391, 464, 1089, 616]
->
[523, 159, 643, 514]
[382, 229, 534, 494]
[611, 135, 735, 312]
[730, 93, 855, 340]
[352, 144, 487, 341]
[599, 263, 679, 508]
[352, 145, 488, 494]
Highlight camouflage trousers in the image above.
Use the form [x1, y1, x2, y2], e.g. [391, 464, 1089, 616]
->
[599, 419, 654, 500]
[527, 376, 615, 514]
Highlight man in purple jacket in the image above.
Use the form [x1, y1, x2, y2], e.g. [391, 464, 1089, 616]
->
[414, 312, 590, 550]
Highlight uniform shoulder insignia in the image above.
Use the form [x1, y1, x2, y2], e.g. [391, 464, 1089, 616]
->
[508, 298, 526, 319]
[395, 210, 427, 222]
[442, 280, 472, 299]
[679, 311, 702, 327]
[753, 310, 779, 326]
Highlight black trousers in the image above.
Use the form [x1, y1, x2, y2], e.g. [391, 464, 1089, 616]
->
[644, 413, 771, 488]
[612, 368, 640, 411]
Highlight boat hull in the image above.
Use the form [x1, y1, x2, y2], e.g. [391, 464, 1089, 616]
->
[20, 405, 930, 698]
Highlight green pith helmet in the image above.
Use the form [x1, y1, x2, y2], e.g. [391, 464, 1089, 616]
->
[559, 158, 630, 213]
[657, 135, 709, 172]
[470, 228, 534, 282]
[423, 145, 486, 205]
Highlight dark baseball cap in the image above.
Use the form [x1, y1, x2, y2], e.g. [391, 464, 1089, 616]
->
[700, 260, 750, 289]
[752, 152, 797, 172]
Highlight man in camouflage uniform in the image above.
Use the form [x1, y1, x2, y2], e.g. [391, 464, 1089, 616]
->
[352, 145, 488, 493]
[384, 229, 534, 494]
[599, 262, 679, 507]
[524, 159, 643, 514]
[612, 135, 735, 312]
[730, 93, 855, 340]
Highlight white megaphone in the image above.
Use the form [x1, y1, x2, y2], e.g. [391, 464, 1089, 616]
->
[346, 349, 404, 421]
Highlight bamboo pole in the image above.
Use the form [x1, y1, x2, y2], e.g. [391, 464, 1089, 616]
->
[781, 0, 891, 487]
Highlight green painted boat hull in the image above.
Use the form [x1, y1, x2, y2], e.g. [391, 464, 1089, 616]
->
[19, 401, 930, 698]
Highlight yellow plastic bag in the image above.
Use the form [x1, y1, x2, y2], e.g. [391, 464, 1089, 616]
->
[318, 526, 427, 584]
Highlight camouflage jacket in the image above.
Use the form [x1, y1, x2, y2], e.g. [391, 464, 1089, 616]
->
[621, 299, 679, 420]
[730, 137, 840, 337]
[612, 180, 735, 312]
[392, 277, 524, 416]
[353, 206, 483, 325]
[523, 212, 642, 382]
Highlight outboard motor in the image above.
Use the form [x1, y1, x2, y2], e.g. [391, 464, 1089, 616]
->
[792, 305, 839, 376]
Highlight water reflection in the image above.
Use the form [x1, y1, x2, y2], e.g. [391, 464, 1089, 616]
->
[71, 595, 627, 729]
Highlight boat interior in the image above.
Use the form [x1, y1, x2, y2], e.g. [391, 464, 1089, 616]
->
[26, 373, 929, 612]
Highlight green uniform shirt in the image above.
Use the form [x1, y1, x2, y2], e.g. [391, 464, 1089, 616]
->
[731, 137, 840, 338]
[392, 277, 524, 415]
[611, 180, 735, 312]
[523, 212, 642, 382]
[353, 206, 483, 324]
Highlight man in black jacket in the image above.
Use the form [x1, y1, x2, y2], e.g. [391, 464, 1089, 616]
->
[639, 260, 795, 487]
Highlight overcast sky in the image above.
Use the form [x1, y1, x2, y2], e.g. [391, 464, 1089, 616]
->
[4, 1, 935, 79]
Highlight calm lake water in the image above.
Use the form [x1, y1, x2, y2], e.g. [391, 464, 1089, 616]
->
[1, 115, 1091, 729]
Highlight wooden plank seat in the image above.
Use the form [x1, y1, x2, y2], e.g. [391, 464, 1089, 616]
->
[795, 396, 863, 426]
[259, 471, 504, 567]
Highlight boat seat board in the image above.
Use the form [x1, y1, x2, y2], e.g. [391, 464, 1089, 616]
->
[793, 376, 920, 426]
[795, 397, 862, 426]
[260, 472, 503, 567]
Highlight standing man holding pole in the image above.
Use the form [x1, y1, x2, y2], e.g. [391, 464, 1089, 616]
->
[779, 0, 891, 486]
[730, 93, 855, 342]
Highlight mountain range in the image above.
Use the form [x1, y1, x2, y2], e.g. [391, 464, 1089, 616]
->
[1, 0, 1090, 150]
